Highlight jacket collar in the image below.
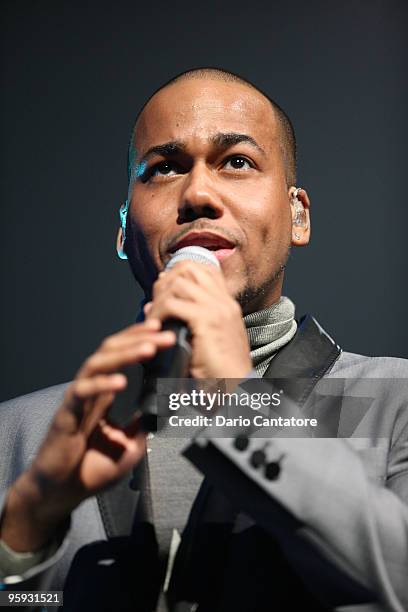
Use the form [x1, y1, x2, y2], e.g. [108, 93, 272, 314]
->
[263, 314, 341, 405]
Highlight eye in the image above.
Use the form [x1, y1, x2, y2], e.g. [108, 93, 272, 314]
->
[149, 160, 181, 178]
[223, 156, 253, 171]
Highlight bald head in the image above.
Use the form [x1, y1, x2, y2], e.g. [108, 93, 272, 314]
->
[127, 68, 296, 189]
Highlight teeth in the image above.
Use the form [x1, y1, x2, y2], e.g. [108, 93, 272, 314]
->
[197, 245, 229, 250]
[172, 237, 234, 252]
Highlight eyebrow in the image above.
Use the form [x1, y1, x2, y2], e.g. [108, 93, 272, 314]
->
[139, 132, 265, 164]
[140, 141, 186, 163]
[211, 132, 266, 156]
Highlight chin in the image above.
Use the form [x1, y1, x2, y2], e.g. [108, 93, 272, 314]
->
[224, 277, 245, 300]
[235, 273, 285, 315]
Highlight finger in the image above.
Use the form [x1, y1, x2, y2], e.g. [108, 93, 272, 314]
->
[153, 262, 224, 299]
[80, 391, 116, 436]
[59, 382, 118, 435]
[99, 318, 162, 345]
[62, 376, 122, 416]
[98, 419, 147, 447]
[99, 329, 174, 353]
[156, 275, 210, 304]
[88, 421, 147, 474]
[72, 374, 128, 400]
[148, 296, 199, 330]
[170, 260, 224, 285]
[78, 333, 176, 377]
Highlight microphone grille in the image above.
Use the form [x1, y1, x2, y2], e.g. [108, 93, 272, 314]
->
[166, 246, 220, 270]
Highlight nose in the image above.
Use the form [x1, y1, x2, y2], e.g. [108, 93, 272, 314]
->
[178, 163, 224, 223]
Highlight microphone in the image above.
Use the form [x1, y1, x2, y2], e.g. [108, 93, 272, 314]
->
[139, 246, 220, 430]
[109, 247, 220, 431]
[165, 245, 220, 271]
[153, 245, 220, 373]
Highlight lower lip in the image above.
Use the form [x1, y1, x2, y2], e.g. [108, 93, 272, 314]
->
[213, 247, 236, 261]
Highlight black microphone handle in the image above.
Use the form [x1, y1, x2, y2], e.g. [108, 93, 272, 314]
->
[138, 318, 192, 431]
[149, 318, 192, 378]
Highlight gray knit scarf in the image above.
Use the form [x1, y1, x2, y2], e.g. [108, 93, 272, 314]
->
[244, 296, 297, 375]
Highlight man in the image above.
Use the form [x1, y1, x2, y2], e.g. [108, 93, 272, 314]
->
[0, 68, 407, 611]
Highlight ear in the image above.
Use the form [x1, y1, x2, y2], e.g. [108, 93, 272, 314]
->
[288, 187, 311, 246]
[116, 226, 128, 260]
[116, 200, 129, 260]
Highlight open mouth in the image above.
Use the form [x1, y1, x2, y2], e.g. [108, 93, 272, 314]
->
[169, 232, 236, 261]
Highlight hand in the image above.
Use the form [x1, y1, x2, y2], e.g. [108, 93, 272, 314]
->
[0, 318, 176, 552]
[146, 261, 252, 379]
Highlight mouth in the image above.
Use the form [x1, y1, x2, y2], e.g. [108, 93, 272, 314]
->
[168, 231, 237, 261]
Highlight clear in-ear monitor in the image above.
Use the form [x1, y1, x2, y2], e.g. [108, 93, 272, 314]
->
[291, 189, 307, 228]
[117, 200, 129, 260]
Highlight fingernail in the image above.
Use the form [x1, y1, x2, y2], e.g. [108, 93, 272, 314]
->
[112, 373, 127, 385]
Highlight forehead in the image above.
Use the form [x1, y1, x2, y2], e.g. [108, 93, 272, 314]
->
[133, 79, 278, 154]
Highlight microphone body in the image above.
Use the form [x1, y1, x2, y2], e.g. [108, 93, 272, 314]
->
[148, 245, 220, 375]
[110, 247, 220, 430]
[139, 246, 220, 430]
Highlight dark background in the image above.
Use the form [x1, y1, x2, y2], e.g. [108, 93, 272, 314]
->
[1, 0, 407, 402]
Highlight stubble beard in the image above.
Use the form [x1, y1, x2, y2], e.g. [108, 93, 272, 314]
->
[235, 247, 291, 315]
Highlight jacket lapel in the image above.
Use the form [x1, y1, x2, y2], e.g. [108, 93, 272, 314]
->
[263, 314, 341, 404]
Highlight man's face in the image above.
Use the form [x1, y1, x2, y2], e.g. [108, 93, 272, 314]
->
[125, 78, 295, 313]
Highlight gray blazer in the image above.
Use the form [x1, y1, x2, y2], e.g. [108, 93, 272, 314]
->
[1, 338, 408, 610]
